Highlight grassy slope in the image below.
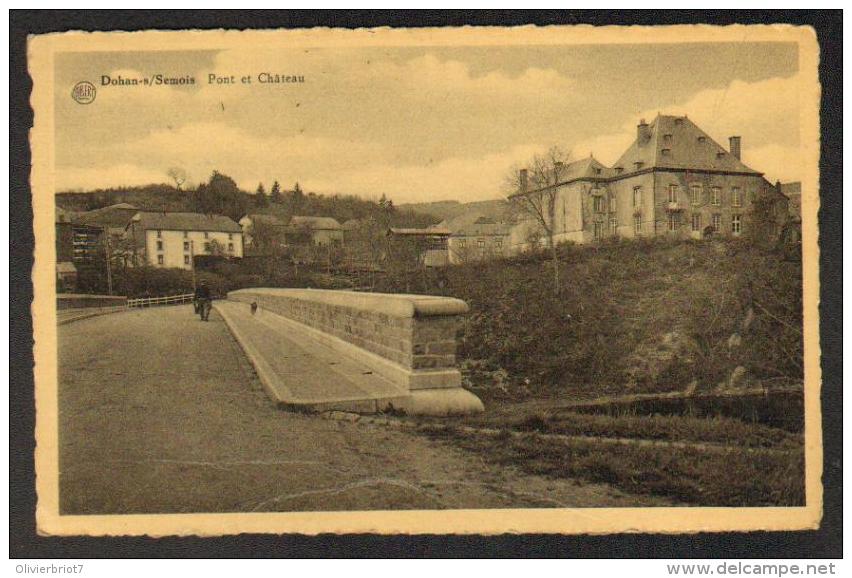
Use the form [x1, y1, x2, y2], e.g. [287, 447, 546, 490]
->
[378, 237, 804, 506]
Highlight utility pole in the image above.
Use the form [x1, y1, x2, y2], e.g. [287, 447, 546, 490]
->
[190, 240, 196, 291]
[104, 231, 113, 295]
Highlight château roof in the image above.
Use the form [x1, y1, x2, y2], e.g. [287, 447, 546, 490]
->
[612, 115, 760, 176]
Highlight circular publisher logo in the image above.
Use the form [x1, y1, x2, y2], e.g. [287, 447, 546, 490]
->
[71, 81, 96, 104]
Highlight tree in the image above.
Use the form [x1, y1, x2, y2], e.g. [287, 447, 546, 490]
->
[505, 146, 572, 294]
[193, 171, 247, 221]
[290, 181, 305, 214]
[270, 180, 283, 204]
[255, 182, 268, 207]
[166, 167, 188, 190]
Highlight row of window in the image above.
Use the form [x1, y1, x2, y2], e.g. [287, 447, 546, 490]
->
[456, 238, 503, 249]
[621, 213, 742, 235]
[648, 184, 745, 207]
[155, 240, 236, 252]
[155, 230, 235, 240]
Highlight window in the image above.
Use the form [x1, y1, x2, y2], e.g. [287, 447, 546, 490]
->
[732, 187, 742, 207]
[668, 184, 678, 203]
[495, 238, 503, 248]
[228, 233, 233, 240]
[228, 243, 234, 252]
[609, 218, 618, 233]
[674, 118, 684, 125]
[593, 196, 605, 213]
[633, 215, 642, 235]
[593, 222, 603, 239]
[633, 186, 642, 207]
[663, 134, 672, 143]
[691, 183, 702, 205]
[731, 214, 742, 235]
[661, 148, 671, 156]
[156, 230, 162, 238]
[711, 187, 721, 206]
[712, 214, 722, 232]
[691, 213, 702, 232]
[477, 239, 485, 248]
[634, 161, 644, 170]
[697, 136, 706, 143]
[615, 167, 623, 174]
[183, 241, 190, 251]
[204, 231, 209, 239]
[667, 213, 680, 232]
[184, 255, 190, 265]
[156, 240, 163, 251]
[157, 255, 164, 265]
[458, 239, 466, 248]
[594, 168, 602, 175]
[183, 231, 188, 238]
[204, 242, 211, 252]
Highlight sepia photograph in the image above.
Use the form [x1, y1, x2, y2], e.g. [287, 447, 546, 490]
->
[26, 22, 823, 537]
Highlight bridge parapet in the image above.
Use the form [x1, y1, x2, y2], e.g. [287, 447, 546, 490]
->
[223, 288, 484, 415]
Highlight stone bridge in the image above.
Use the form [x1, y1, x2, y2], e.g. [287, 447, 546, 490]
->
[57, 297, 651, 513]
[216, 289, 484, 416]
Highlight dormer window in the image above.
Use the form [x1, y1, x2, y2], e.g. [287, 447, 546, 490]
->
[716, 151, 725, 159]
[594, 168, 602, 175]
[661, 148, 671, 156]
[663, 134, 672, 143]
[697, 136, 706, 143]
[634, 161, 644, 170]
[615, 167, 623, 174]
[674, 118, 684, 125]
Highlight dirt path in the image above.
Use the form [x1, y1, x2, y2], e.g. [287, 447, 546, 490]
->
[58, 305, 668, 514]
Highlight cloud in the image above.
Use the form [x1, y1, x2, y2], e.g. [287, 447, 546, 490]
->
[57, 163, 172, 191]
[573, 74, 804, 182]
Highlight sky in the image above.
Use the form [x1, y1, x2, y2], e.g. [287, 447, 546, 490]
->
[54, 41, 801, 203]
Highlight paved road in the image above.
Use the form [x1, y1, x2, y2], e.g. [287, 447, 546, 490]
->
[59, 306, 664, 514]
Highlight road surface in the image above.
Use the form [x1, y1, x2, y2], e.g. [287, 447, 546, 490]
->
[58, 305, 664, 514]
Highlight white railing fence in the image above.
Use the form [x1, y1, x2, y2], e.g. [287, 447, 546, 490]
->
[126, 293, 195, 308]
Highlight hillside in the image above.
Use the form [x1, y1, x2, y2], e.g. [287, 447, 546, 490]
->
[374, 237, 803, 400]
[56, 184, 441, 228]
[398, 198, 510, 225]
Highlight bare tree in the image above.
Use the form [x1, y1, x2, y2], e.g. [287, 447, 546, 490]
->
[504, 146, 572, 293]
[166, 167, 188, 191]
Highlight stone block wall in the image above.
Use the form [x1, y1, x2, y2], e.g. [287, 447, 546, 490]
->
[229, 288, 466, 371]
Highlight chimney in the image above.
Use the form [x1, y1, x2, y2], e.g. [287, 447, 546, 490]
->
[729, 136, 741, 160]
[637, 118, 650, 143]
[519, 168, 529, 192]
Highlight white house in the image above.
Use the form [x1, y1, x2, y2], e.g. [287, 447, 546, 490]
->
[126, 211, 244, 269]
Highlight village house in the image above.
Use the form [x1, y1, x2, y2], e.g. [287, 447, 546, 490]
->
[780, 181, 802, 219]
[387, 226, 451, 267]
[289, 215, 344, 246]
[238, 214, 289, 251]
[510, 114, 790, 250]
[126, 211, 243, 269]
[445, 216, 513, 264]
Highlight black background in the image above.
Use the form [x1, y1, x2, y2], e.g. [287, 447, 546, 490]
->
[9, 10, 843, 559]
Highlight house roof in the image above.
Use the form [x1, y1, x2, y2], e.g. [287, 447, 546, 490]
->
[389, 227, 451, 236]
[241, 214, 287, 227]
[76, 203, 140, 228]
[451, 221, 513, 237]
[129, 211, 242, 233]
[56, 262, 77, 273]
[555, 156, 614, 181]
[289, 215, 342, 230]
[612, 115, 760, 176]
